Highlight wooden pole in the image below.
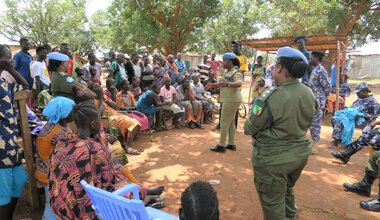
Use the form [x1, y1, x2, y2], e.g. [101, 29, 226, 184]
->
[264, 51, 269, 66]
[335, 41, 341, 113]
[247, 53, 257, 104]
[15, 90, 40, 210]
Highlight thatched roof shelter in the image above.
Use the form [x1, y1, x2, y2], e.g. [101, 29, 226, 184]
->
[241, 34, 349, 52]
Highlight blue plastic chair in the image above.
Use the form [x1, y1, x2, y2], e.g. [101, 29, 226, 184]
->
[80, 180, 179, 220]
[42, 185, 57, 220]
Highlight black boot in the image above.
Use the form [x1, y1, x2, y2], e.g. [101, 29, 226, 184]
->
[210, 144, 226, 153]
[360, 186, 380, 212]
[343, 174, 376, 197]
[330, 143, 359, 164]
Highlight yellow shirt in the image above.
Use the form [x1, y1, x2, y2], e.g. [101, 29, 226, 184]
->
[236, 54, 248, 72]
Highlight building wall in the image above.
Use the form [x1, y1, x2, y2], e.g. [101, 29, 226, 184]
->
[348, 55, 380, 79]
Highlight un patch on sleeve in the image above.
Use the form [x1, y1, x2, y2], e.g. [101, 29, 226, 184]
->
[66, 77, 74, 83]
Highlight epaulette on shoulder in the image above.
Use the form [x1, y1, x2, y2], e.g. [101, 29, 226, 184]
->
[257, 86, 277, 102]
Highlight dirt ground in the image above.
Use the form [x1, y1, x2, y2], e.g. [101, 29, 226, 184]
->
[14, 79, 380, 220]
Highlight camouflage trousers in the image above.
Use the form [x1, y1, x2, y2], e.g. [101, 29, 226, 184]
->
[310, 98, 326, 141]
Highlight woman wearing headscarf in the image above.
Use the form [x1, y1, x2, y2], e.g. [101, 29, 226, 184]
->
[35, 96, 75, 184]
[49, 102, 166, 220]
[166, 54, 179, 85]
[206, 53, 243, 152]
[244, 47, 318, 220]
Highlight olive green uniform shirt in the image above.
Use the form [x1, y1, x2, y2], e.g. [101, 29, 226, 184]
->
[51, 71, 76, 100]
[220, 66, 243, 103]
[244, 79, 318, 167]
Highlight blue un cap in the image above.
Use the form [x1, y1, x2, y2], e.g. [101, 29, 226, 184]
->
[47, 52, 69, 62]
[277, 47, 308, 64]
[222, 53, 236, 60]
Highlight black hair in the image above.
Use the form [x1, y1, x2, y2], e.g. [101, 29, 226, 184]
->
[48, 59, 63, 72]
[131, 52, 139, 58]
[311, 51, 325, 62]
[88, 52, 95, 59]
[36, 46, 46, 54]
[19, 37, 28, 45]
[180, 181, 219, 220]
[72, 102, 99, 129]
[232, 58, 240, 68]
[133, 76, 140, 82]
[60, 43, 69, 47]
[0, 44, 10, 58]
[42, 43, 51, 51]
[151, 82, 161, 91]
[75, 67, 83, 76]
[106, 78, 115, 87]
[257, 56, 263, 59]
[120, 79, 129, 87]
[277, 57, 308, 79]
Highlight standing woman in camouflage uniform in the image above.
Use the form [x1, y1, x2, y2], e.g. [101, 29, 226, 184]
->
[308, 51, 331, 154]
[244, 47, 318, 220]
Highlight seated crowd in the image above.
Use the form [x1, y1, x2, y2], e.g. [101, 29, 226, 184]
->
[3, 37, 380, 218]
[0, 38, 222, 219]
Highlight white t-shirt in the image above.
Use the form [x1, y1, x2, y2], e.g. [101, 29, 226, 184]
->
[119, 63, 127, 80]
[31, 60, 50, 88]
[84, 62, 103, 77]
[133, 63, 142, 78]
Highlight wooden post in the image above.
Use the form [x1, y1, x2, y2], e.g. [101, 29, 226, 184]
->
[14, 90, 40, 210]
[335, 41, 341, 113]
[264, 51, 269, 66]
[247, 53, 257, 104]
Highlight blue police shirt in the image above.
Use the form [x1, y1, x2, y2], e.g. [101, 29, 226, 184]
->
[13, 50, 33, 89]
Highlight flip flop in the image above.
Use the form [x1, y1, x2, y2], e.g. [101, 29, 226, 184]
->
[126, 148, 141, 155]
[147, 201, 166, 209]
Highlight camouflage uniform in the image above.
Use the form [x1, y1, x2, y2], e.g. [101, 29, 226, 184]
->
[332, 95, 380, 142]
[308, 64, 331, 141]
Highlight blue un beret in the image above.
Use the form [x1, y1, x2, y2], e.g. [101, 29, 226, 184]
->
[47, 52, 69, 62]
[277, 47, 308, 64]
[223, 53, 236, 60]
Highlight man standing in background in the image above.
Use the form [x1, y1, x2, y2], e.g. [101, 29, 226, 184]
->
[13, 37, 33, 89]
[231, 40, 248, 75]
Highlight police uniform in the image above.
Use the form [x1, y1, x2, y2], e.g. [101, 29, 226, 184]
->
[219, 65, 243, 147]
[339, 127, 380, 212]
[210, 53, 243, 152]
[332, 126, 380, 163]
[48, 52, 76, 100]
[309, 63, 331, 142]
[332, 82, 380, 143]
[244, 47, 318, 220]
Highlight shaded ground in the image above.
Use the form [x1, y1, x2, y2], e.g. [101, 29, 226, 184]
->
[14, 78, 380, 220]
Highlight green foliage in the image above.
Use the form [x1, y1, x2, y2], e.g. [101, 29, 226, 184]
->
[263, 0, 379, 47]
[189, 0, 262, 54]
[91, 0, 218, 55]
[0, 0, 92, 54]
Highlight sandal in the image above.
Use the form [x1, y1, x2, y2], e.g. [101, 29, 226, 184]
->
[126, 147, 141, 155]
[189, 121, 195, 129]
[147, 201, 166, 209]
